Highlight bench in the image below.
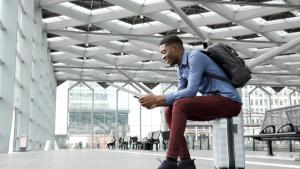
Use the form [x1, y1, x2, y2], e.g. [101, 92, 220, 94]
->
[161, 131, 170, 150]
[142, 130, 160, 151]
[130, 136, 143, 150]
[119, 137, 130, 149]
[246, 105, 300, 156]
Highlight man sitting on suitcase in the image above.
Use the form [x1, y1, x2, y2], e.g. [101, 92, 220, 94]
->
[138, 35, 242, 169]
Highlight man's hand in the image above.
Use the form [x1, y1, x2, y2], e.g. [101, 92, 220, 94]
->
[138, 94, 166, 109]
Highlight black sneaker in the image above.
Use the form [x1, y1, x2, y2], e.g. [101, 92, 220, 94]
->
[177, 159, 196, 169]
[157, 158, 178, 169]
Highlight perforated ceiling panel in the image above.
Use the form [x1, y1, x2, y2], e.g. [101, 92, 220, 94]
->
[39, 0, 300, 87]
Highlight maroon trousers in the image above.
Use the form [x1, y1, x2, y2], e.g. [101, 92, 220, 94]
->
[164, 95, 241, 159]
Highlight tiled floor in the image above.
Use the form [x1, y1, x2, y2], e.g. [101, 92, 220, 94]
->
[0, 149, 299, 169]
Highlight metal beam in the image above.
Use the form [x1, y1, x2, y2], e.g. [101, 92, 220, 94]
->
[43, 0, 196, 30]
[15, 78, 23, 88]
[16, 50, 24, 63]
[0, 58, 4, 65]
[54, 65, 175, 72]
[165, 0, 207, 40]
[17, 23, 26, 39]
[40, 0, 75, 7]
[105, 0, 196, 40]
[0, 20, 6, 31]
[115, 66, 153, 94]
[174, 0, 300, 8]
[18, 0, 26, 15]
[44, 3, 90, 22]
[54, 77, 300, 86]
[202, 2, 277, 44]
[107, 82, 143, 98]
[47, 30, 282, 44]
[247, 36, 300, 69]
[128, 83, 142, 94]
[56, 77, 176, 83]
[54, 65, 300, 76]
[287, 0, 300, 6]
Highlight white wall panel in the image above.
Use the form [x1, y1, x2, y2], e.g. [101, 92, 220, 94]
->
[0, 0, 57, 153]
[0, 0, 18, 153]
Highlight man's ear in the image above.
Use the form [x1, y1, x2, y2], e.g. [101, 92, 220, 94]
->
[173, 44, 182, 52]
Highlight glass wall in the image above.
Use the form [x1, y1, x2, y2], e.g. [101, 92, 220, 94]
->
[66, 82, 130, 148]
[55, 81, 167, 148]
[0, 0, 57, 153]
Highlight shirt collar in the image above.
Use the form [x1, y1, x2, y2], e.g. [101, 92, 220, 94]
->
[179, 49, 190, 68]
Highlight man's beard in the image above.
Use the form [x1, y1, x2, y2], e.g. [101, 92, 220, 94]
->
[170, 63, 176, 67]
[169, 58, 178, 67]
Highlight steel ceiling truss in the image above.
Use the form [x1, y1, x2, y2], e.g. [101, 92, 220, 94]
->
[39, 0, 300, 86]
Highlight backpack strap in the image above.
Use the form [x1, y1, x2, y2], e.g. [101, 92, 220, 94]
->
[186, 50, 232, 85]
[203, 71, 231, 84]
[220, 43, 238, 57]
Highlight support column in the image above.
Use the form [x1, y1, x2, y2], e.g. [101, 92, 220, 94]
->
[248, 86, 257, 126]
[19, 0, 34, 151]
[67, 82, 80, 145]
[116, 89, 119, 139]
[81, 82, 94, 148]
[0, 0, 18, 153]
[28, 8, 57, 151]
[29, 8, 43, 150]
[288, 90, 296, 106]
[258, 86, 272, 110]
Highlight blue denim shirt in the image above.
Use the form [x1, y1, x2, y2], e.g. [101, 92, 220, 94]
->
[164, 49, 241, 106]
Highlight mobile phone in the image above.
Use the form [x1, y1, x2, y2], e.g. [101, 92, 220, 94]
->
[134, 95, 140, 99]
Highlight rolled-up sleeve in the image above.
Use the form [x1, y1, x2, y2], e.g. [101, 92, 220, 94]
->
[165, 93, 175, 105]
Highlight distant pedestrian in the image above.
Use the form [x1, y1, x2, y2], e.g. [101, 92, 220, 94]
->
[78, 141, 82, 149]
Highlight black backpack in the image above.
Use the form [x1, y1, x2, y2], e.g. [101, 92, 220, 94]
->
[202, 42, 252, 88]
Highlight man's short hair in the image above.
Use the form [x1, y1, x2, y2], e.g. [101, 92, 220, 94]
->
[159, 34, 183, 47]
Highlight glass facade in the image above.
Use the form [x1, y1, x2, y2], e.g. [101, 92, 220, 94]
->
[55, 81, 165, 148]
[0, 0, 56, 153]
[63, 82, 131, 148]
[68, 82, 129, 135]
[57, 82, 300, 149]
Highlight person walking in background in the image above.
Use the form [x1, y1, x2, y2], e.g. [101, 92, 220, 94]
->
[138, 35, 242, 169]
[78, 141, 82, 149]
